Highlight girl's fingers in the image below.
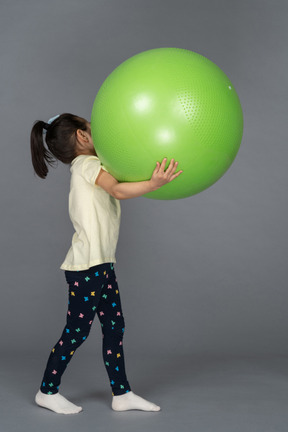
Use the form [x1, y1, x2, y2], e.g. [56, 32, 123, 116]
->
[166, 158, 175, 173]
[160, 157, 167, 171]
[170, 170, 183, 180]
[153, 161, 160, 173]
[156, 158, 181, 180]
[171, 160, 179, 174]
[166, 159, 179, 176]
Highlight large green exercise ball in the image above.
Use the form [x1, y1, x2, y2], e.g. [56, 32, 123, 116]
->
[91, 48, 243, 200]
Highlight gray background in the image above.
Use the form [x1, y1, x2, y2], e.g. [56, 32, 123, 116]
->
[1, 0, 288, 431]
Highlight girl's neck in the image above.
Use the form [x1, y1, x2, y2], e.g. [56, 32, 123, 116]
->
[77, 149, 97, 157]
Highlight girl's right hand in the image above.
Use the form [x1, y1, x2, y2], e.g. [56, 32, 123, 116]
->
[149, 158, 183, 190]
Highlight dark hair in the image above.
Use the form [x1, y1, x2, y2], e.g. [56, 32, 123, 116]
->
[30, 113, 89, 179]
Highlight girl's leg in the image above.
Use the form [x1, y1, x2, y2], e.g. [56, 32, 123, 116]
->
[97, 264, 161, 412]
[96, 263, 131, 396]
[36, 264, 109, 414]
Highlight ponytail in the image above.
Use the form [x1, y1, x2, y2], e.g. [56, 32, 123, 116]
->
[30, 121, 56, 179]
[30, 113, 88, 179]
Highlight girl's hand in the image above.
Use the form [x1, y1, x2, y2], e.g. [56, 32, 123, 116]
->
[149, 158, 183, 190]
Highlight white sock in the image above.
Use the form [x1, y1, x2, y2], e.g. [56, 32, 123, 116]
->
[112, 391, 161, 412]
[35, 390, 83, 414]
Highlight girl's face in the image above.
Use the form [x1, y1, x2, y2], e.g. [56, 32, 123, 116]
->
[86, 121, 97, 154]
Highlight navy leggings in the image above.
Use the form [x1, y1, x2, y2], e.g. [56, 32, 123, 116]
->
[40, 263, 131, 396]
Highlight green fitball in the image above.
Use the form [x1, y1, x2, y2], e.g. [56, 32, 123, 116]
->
[91, 48, 243, 200]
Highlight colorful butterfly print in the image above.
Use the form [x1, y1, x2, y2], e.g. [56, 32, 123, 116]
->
[108, 284, 112, 289]
[85, 277, 90, 282]
[49, 383, 54, 387]
[104, 271, 106, 275]
[61, 356, 66, 361]
[82, 336, 86, 340]
[71, 339, 76, 344]
[74, 282, 79, 287]
[59, 340, 63, 346]
[91, 291, 95, 296]
[111, 380, 115, 385]
[47, 392, 53, 395]
[79, 313, 84, 318]
[120, 385, 124, 389]
[71, 291, 75, 296]
[112, 302, 117, 307]
[95, 272, 99, 277]
[111, 320, 116, 325]
[119, 341, 122, 346]
[107, 350, 112, 355]
[66, 329, 70, 333]
[102, 294, 107, 299]
[84, 297, 89, 301]
[92, 306, 97, 311]
[117, 312, 121, 316]
[70, 351, 74, 355]
[117, 353, 121, 358]
[89, 320, 93, 325]
[52, 370, 57, 375]
[115, 366, 119, 371]
[115, 290, 119, 294]
[52, 348, 55, 353]
[105, 362, 110, 366]
[67, 310, 71, 315]
[99, 311, 104, 316]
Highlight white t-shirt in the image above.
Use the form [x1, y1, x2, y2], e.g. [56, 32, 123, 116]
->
[60, 155, 121, 271]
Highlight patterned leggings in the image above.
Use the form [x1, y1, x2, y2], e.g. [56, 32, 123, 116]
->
[40, 262, 131, 396]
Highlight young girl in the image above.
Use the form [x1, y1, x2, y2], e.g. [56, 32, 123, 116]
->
[30, 113, 182, 415]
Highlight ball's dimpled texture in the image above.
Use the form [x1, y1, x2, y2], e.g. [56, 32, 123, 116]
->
[91, 48, 243, 200]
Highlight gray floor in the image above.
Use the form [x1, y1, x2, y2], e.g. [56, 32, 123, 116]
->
[1, 352, 288, 432]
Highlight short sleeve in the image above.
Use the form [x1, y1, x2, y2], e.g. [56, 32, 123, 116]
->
[81, 156, 105, 186]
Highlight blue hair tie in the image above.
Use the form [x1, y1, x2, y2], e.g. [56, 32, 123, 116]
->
[48, 114, 60, 124]
[43, 114, 60, 134]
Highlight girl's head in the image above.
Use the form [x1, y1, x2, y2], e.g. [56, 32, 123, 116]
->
[30, 113, 95, 179]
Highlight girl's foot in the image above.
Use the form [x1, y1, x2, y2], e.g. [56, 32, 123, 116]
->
[35, 390, 83, 414]
[112, 391, 161, 412]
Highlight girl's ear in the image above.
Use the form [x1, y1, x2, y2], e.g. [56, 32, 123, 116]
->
[76, 129, 90, 145]
[76, 129, 89, 143]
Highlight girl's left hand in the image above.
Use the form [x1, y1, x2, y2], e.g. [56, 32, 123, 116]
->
[149, 158, 183, 190]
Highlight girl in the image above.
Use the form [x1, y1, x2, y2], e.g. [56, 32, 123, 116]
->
[30, 113, 182, 415]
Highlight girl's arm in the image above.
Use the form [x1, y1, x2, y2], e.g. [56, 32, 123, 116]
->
[95, 157, 182, 200]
